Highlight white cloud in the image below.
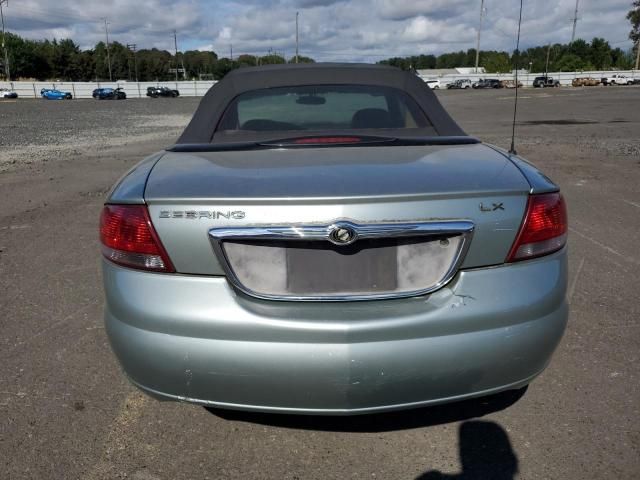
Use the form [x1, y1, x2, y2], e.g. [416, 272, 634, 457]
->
[3, 0, 634, 60]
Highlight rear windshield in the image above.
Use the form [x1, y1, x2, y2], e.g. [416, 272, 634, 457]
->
[217, 85, 432, 133]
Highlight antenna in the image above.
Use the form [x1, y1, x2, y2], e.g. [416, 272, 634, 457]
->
[508, 0, 524, 155]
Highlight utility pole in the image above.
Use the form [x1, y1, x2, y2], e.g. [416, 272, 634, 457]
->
[103, 18, 112, 81]
[635, 39, 640, 71]
[295, 11, 299, 63]
[545, 43, 552, 75]
[570, 0, 579, 44]
[127, 43, 138, 82]
[230, 44, 233, 60]
[474, 0, 485, 73]
[173, 30, 179, 82]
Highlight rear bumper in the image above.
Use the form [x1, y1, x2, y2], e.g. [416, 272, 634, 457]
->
[103, 249, 568, 415]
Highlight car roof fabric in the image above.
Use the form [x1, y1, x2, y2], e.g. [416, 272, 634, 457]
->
[177, 63, 466, 143]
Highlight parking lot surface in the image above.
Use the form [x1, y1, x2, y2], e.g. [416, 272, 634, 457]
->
[1, 87, 639, 479]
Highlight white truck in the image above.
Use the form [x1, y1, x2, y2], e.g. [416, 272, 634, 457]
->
[601, 74, 634, 86]
[424, 79, 441, 89]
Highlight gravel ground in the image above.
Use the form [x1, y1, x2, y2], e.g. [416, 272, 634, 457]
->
[0, 86, 639, 480]
[0, 98, 194, 171]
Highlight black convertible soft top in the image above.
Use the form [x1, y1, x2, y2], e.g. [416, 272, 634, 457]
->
[177, 63, 467, 144]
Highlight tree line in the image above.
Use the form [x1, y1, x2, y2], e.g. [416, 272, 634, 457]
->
[1, 32, 314, 81]
[378, 38, 635, 73]
[0, 30, 635, 82]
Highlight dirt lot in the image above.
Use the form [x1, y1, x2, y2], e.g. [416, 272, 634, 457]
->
[1, 87, 639, 479]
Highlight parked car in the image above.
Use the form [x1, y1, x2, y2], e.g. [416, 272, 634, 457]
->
[472, 78, 503, 89]
[447, 79, 472, 89]
[101, 64, 569, 415]
[0, 87, 18, 99]
[532, 76, 560, 88]
[40, 88, 72, 100]
[424, 79, 440, 90]
[93, 87, 127, 100]
[572, 77, 600, 87]
[601, 74, 634, 86]
[500, 80, 523, 89]
[146, 86, 180, 97]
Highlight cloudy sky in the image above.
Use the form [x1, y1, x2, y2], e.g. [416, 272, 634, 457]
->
[4, 0, 635, 60]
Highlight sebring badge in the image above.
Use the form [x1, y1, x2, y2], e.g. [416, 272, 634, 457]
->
[160, 210, 245, 220]
[328, 224, 357, 246]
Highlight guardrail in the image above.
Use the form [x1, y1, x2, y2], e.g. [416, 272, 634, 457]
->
[0, 80, 217, 99]
[1, 70, 639, 99]
[418, 70, 640, 87]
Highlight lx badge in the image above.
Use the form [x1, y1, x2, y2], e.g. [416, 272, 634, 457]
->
[479, 202, 505, 212]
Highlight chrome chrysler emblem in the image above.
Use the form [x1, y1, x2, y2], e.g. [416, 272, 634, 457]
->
[328, 225, 357, 245]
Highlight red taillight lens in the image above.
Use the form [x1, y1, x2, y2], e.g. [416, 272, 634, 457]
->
[100, 205, 175, 272]
[507, 193, 568, 262]
[293, 136, 363, 144]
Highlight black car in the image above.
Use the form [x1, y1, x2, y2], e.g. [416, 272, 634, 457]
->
[532, 76, 560, 88]
[93, 87, 127, 100]
[472, 79, 502, 89]
[147, 86, 180, 98]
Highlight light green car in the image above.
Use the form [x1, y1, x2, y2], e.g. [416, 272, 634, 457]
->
[100, 64, 568, 415]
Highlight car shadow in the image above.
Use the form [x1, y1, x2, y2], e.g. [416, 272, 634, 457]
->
[205, 387, 526, 433]
[416, 420, 518, 479]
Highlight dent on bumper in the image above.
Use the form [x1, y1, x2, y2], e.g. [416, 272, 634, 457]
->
[103, 249, 568, 414]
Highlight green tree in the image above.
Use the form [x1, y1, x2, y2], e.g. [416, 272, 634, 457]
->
[212, 58, 239, 79]
[482, 51, 512, 73]
[259, 54, 286, 65]
[288, 56, 315, 63]
[589, 37, 612, 69]
[555, 53, 586, 71]
[183, 50, 218, 78]
[236, 54, 257, 67]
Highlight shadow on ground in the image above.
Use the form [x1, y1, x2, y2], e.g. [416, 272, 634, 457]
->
[416, 420, 518, 479]
[205, 387, 526, 433]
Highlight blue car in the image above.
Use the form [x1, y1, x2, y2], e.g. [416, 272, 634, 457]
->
[92, 87, 126, 100]
[41, 88, 73, 100]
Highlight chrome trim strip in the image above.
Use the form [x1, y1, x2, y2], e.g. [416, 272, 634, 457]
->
[209, 220, 475, 302]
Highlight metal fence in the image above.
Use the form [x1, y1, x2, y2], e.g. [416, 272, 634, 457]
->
[0, 80, 217, 99]
[1, 70, 639, 99]
[418, 69, 640, 87]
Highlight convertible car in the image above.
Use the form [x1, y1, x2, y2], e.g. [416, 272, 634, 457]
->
[101, 64, 568, 415]
[41, 88, 72, 100]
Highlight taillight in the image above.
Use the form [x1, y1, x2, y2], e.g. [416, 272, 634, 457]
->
[507, 193, 567, 262]
[100, 205, 175, 272]
[292, 136, 363, 145]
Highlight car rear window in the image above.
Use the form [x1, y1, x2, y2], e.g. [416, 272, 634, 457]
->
[217, 85, 431, 132]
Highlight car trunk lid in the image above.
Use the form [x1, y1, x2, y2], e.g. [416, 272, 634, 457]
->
[145, 144, 531, 297]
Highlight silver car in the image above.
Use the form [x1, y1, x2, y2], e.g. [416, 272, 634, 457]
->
[101, 64, 568, 415]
